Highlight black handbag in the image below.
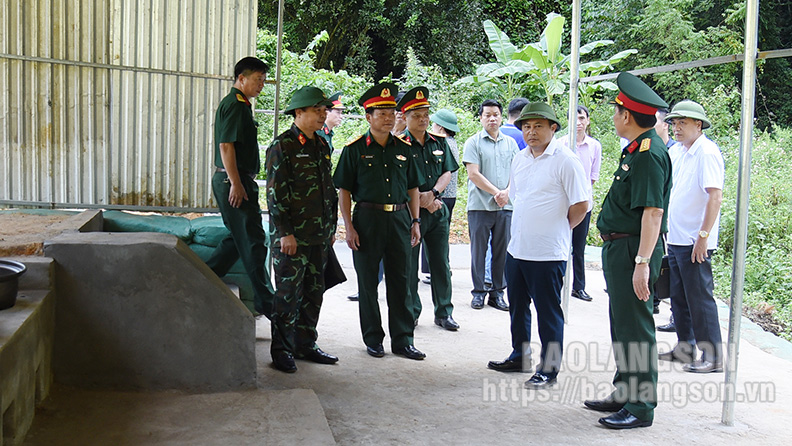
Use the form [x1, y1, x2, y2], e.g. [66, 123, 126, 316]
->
[654, 255, 670, 299]
[324, 244, 347, 290]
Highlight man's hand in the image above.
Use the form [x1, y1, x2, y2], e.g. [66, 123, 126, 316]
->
[419, 191, 435, 208]
[280, 235, 297, 256]
[426, 199, 443, 213]
[410, 223, 421, 247]
[494, 189, 509, 207]
[692, 237, 709, 263]
[346, 224, 360, 251]
[632, 263, 651, 301]
[228, 182, 249, 208]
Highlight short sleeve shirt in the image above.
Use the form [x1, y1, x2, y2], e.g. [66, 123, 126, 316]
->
[333, 131, 423, 204]
[597, 128, 672, 235]
[462, 129, 519, 211]
[402, 130, 459, 192]
[214, 87, 260, 174]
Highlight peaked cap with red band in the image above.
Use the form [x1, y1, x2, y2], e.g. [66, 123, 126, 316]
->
[396, 86, 430, 113]
[328, 92, 346, 110]
[358, 82, 398, 110]
[610, 72, 668, 116]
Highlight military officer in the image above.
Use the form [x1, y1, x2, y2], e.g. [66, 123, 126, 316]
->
[333, 82, 427, 360]
[317, 92, 345, 151]
[397, 87, 460, 331]
[583, 72, 671, 429]
[266, 86, 338, 373]
[206, 56, 275, 318]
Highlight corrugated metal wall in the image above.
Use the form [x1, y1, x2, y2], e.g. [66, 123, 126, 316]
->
[0, 0, 258, 209]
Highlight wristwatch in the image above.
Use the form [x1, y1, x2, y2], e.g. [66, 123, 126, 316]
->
[412, 218, 421, 225]
[699, 230, 709, 238]
[431, 188, 441, 198]
[634, 255, 651, 265]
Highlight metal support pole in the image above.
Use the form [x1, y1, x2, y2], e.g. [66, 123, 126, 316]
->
[562, 0, 582, 322]
[722, 0, 759, 427]
[273, 0, 285, 137]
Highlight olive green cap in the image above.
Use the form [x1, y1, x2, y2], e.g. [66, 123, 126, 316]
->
[611, 72, 668, 115]
[665, 100, 711, 129]
[284, 86, 333, 115]
[430, 109, 459, 133]
[514, 102, 562, 130]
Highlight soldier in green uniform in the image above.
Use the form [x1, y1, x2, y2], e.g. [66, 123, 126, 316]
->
[583, 72, 671, 429]
[317, 92, 345, 151]
[397, 87, 460, 331]
[266, 86, 338, 373]
[206, 56, 275, 318]
[333, 82, 427, 360]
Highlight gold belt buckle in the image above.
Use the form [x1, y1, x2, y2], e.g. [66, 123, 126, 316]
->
[383, 204, 394, 212]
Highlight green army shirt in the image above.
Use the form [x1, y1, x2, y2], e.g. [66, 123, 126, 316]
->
[317, 124, 334, 152]
[266, 124, 338, 246]
[402, 130, 459, 193]
[597, 128, 672, 235]
[333, 130, 423, 204]
[214, 87, 260, 174]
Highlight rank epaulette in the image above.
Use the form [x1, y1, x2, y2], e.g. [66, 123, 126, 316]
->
[345, 134, 364, 147]
[395, 133, 411, 146]
[639, 138, 651, 152]
[236, 93, 246, 103]
[427, 130, 445, 139]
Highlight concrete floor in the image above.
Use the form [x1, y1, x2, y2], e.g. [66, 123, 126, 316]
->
[24, 243, 792, 445]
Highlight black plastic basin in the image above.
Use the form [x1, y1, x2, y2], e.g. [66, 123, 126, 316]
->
[0, 259, 27, 310]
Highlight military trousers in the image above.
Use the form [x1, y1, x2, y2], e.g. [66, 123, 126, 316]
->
[270, 243, 328, 357]
[602, 234, 664, 422]
[409, 203, 453, 320]
[206, 172, 274, 317]
[352, 206, 414, 350]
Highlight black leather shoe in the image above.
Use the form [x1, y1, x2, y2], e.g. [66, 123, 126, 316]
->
[584, 396, 624, 412]
[598, 408, 652, 429]
[571, 289, 593, 302]
[393, 345, 426, 360]
[471, 295, 485, 309]
[347, 293, 359, 301]
[272, 352, 297, 373]
[366, 344, 385, 358]
[295, 347, 338, 364]
[658, 348, 694, 363]
[422, 276, 431, 284]
[487, 295, 509, 311]
[525, 372, 557, 389]
[683, 360, 723, 373]
[653, 303, 660, 314]
[434, 315, 460, 331]
[487, 358, 531, 373]
[656, 321, 676, 332]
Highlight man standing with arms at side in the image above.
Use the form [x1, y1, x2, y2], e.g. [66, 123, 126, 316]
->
[206, 56, 275, 318]
[659, 100, 724, 373]
[654, 106, 679, 326]
[266, 87, 337, 373]
[333, 83, 426, 360]
[463, 99, 519, 312]
[584, 73, 670, 429]
[317, 92, 345, 152]
[487, 102, 588, 386]
[398, 87, 460, 331]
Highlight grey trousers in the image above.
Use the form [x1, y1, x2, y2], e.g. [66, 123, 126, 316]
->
[468, 210, 512, 298]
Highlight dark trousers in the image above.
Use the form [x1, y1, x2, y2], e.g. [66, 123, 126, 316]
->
[421, 197, 455, 273]
[270, 244, 328, 356]
[409, 204, 453, 320]
[505, 254, 566, 378]
[602, 235, 663, 423]
[468, 210, 512, 298]
[571, 211, 591, 291]
[352, 206, 414, 350]
[206, 172, 274, 316]
[668, 244, 722, 363]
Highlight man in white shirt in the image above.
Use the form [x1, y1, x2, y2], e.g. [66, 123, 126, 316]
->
[658, 100, 725, 373]
[486, 102, 589, 388]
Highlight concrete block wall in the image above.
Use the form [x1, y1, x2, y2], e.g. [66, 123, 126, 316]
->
[0, 257, 55, 446]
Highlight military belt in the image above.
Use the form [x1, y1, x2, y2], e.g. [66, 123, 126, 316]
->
[600, 232, 634, 242]
[215, 167, 256, 179]
[356, 202, 407, 212]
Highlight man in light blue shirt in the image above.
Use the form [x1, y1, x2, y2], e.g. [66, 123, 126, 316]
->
[462, 99, 519, 311]
[500, 98, 528, 151]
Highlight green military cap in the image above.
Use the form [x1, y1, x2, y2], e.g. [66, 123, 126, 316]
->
[329, 92, 346, 110]
[514, 102, 562, 129]
[396, 86, 430, 113]
[359, 82, 399, 110]
[611, 72, 668, 115]
[284, 86, 333, 116]
[665, 100, 711, 129]
[430, 109, 459, 133]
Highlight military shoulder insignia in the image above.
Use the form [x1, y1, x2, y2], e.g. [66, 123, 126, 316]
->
[428, 130, 444, 139]
[395, 134, 411, 145]
[345, 134, 364, 147]
[396, 154, 407, 161]
[432, 150, 444, 156]
[298, 133, 307, 145]
[236, 93, 246, 103]
[639, 138, 651, 152]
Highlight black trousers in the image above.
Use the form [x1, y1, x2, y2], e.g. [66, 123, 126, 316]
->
[571, 210, 591, 291]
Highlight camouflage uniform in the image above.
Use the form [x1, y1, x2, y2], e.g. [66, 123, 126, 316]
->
[266, 124, 338, 357]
